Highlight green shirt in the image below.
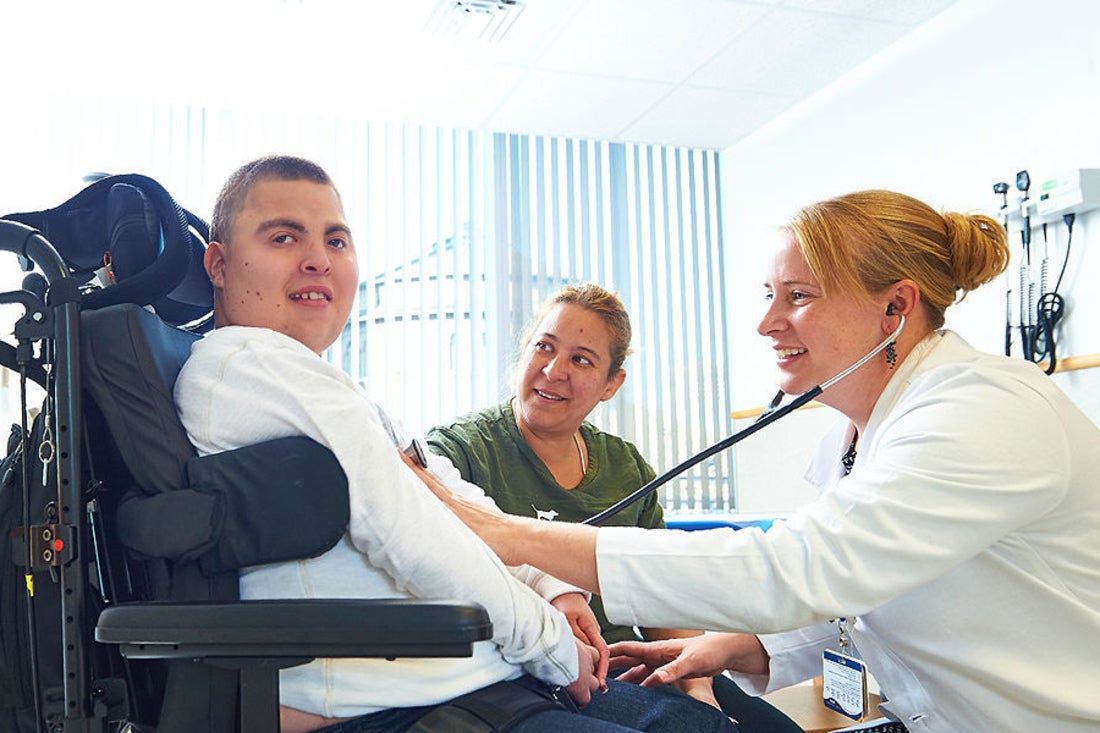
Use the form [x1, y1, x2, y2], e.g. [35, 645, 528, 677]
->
[427, 400, 662, 643]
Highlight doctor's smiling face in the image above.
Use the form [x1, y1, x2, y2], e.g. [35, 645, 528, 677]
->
[757, 233, 890, 408]
[204, 176, 358, 355]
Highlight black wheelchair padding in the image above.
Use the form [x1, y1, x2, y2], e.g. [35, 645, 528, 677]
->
[409, 676, 575, 733]
[81, 304, 350, 574]
[117, 436, 350, 574]
[4, 174, 214, 328]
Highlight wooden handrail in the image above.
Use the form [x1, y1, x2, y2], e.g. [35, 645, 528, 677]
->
[1047, 352, 1100, 373]
[731, 352, 1100, 421]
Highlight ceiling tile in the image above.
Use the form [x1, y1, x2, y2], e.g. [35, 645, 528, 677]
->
[689, 6, 905, 96]
[485, 70, 674, 141]
[345, 62, 530, 130]
[620, 85, 797, 149]
[536, 0, 773, 83]
[779, 0, 958, 25]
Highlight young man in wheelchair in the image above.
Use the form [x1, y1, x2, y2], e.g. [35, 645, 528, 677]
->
[173, 155, 737, 733]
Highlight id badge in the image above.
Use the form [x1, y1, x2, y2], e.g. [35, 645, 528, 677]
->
[823, 648, 869, 721]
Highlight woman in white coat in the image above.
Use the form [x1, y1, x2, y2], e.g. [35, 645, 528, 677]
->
[409, 190, 1100, 733]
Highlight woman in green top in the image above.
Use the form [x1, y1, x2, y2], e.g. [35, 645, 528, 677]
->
[426, 283, 661, 643]
[427, 284, 800, 730]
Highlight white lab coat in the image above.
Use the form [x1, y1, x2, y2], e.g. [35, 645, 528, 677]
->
[598, 331, 1100, 732]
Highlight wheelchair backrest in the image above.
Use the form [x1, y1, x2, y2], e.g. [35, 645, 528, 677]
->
[82, 304, 197, 495]
[80, 304, 352, 589]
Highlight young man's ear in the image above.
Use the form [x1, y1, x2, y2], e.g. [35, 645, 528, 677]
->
[204, 241, 227, 288]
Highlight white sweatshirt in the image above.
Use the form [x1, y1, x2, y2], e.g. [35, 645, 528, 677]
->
[175, 325, 578, 718]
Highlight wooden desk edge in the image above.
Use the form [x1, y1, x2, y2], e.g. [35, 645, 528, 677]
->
[762, 677, 882, 733]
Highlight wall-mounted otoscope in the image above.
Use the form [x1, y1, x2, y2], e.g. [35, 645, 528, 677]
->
[993, 181, 1012, 356]
[583, 312, 906, 525]
[991, 168, 1094, 373]
[1015, 170, 1036, 361]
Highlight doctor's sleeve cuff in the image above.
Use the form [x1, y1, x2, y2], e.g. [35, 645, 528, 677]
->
[595, 526, 659, 628]
[729, 622, 836, 695]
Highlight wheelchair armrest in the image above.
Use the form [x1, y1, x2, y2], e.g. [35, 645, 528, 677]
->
[96, 598, 492, 659]
[96, 599, 492, 731]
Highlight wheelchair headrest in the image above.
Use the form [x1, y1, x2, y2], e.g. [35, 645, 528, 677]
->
[4, 174, 213, 331]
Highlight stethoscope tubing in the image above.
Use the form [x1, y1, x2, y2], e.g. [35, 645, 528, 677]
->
[582, 315, 906, 526]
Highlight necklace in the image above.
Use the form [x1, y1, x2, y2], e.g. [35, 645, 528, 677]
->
[511, 399, 588, 478]
[573, 432, 588, 475]
[841, 433, 857, 475]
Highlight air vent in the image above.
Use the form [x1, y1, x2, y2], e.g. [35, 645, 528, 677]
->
[427, 0, 526, 42]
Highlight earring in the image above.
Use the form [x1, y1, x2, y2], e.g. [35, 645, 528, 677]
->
[885, 341, 897, 369]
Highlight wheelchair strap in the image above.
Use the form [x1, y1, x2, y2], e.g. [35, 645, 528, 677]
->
[407, 676, 574, 733]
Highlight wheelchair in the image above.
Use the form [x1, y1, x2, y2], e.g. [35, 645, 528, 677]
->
[0, 181, 490, 733]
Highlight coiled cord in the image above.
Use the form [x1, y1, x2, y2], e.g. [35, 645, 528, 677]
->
[1029, 213, 1074, 374]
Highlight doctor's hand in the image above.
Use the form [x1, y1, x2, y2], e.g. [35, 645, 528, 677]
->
[399, 448, 601, 592]
[609, 633, 769, 689]
[552, 592, 609, 690]
[400, 449, 528, 565]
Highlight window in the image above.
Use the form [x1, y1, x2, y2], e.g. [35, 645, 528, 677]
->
[348, 130, 735, 513]
[0, 100, 736, 513]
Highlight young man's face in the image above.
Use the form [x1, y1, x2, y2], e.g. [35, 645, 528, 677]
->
[204, 177, 358, 354]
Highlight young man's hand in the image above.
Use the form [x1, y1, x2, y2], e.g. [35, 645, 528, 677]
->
[552, 592, 608, 690]
[566, 639, 604, 707]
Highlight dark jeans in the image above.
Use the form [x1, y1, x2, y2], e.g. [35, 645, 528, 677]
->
[711, 674, 803, 733]
[606, 652, 802, 733]
[314, 678, 737, 733]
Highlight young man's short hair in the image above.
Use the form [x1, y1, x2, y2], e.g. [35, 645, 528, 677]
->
[210, 155, 336, 244]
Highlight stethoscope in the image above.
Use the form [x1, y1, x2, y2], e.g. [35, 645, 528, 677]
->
[582, 311, 907, 526]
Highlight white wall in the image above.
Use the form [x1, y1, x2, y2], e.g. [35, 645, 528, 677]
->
[720, 0, 1100, 513]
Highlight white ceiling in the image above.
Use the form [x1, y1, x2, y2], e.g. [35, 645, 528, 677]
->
[5, 0, 960, 151]
[333, 0, 963, 149]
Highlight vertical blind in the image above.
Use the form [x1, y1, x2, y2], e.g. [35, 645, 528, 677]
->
[354, 130, 735, 513]
[0, 100, 736, 513]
